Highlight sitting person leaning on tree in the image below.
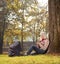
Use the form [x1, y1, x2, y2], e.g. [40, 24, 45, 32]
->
[25, 32, 49, 55]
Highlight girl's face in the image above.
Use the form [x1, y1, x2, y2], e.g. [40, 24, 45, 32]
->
[40, 33, 47, 39]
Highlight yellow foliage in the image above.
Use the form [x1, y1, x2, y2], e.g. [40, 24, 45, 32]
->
[6, 0, 22, 11]
[0, 55, 60, 64]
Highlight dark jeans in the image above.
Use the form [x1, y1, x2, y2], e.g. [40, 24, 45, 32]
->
[27, 45, 45, 55]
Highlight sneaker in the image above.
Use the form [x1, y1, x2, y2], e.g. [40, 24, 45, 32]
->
[24, 53, 28, 56]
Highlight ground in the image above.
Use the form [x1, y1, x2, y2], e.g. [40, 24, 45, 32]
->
[0, 54, 60, 64]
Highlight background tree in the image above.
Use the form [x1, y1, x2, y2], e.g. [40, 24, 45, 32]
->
[4, 0, 48, 51]
[0, 0, 7, 54]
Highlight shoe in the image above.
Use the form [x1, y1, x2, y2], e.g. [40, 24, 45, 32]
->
[24, 53, 28, 56]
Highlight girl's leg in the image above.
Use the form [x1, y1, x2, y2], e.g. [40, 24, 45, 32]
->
[27, 45, 45, 55]
[27, 45, 35, 55]
[32, 46, 45, 54]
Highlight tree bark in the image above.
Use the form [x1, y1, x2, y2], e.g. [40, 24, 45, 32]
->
[48, 0, 60, 53]
[0, 0, 6, 54]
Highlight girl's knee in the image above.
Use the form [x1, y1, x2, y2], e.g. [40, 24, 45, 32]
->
[32, 45, 36, 48]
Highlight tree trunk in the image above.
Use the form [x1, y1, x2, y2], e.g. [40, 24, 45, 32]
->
[48, 0, 60, 53]
[0, 37, 3, 54]
[0, 0, 6, 54]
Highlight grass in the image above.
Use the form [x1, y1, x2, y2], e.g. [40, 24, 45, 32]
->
[0, 54, 60, 64]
